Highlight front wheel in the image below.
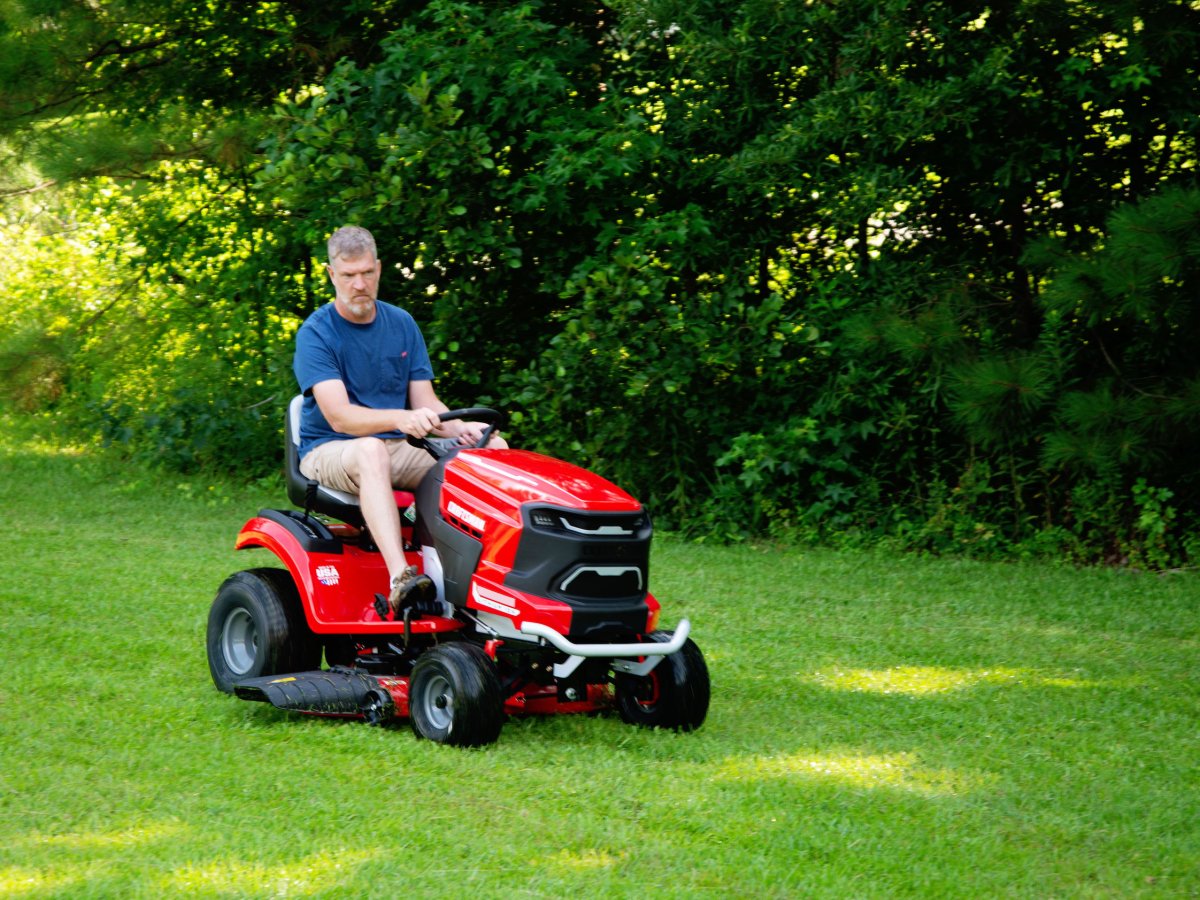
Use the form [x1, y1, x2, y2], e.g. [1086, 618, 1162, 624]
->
[409, 643, 504, 747]
[616, 631, 710, 732]
[207, 568, 319, 693]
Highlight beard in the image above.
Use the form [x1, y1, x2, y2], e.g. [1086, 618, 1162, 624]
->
[342, 293, 376, 320]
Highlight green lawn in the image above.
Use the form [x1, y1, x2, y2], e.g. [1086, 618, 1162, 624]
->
[1, 417, 1197, 898]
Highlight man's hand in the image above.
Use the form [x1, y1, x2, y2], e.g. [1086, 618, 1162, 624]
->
[455, 421, 490, 446]
[435, 418, 500, 447]
[402, 407, 441, 438]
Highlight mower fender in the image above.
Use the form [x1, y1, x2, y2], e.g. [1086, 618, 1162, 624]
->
[235, 513, 323, 593]
[233, 511, 368, 631]
[519, 619, 691, 678]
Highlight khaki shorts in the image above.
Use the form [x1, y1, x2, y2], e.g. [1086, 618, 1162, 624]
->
[299, 437, 437, 494]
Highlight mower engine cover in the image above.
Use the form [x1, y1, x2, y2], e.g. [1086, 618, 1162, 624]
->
[416, 448, 659, 641]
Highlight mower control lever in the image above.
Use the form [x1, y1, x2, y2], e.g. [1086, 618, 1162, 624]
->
[437, 407, 503, 425]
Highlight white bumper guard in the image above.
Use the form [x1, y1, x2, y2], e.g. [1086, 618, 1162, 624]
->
[519, 619, 691, 679]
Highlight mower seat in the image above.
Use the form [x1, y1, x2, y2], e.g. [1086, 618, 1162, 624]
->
[285, 394, 414, 527]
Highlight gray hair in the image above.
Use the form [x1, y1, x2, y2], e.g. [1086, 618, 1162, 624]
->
[327, 225, 377, 262]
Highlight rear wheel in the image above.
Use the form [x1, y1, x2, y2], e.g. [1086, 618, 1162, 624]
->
[410, 643, 504, 746]
[616, 631, 710, 731]
[207, 568, 320, 693]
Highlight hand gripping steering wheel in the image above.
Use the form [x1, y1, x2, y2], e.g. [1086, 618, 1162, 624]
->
[406, 407, 504, 458]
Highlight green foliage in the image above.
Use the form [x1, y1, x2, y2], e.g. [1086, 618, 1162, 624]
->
[0, 171, 303, 473]
[1130, 479, 1179, 569]
[713, 416, 865, 540]
[890, 460, 1012, 559]
[258, 1, 617, 396]
[1035, 186, 1200, 492]
[507, 216, 824, 527]
[93, 390, 278, 474]
[3, 0, 1200, 566]
[0, 0, 420, 185]
[947, 355, 1057, 451]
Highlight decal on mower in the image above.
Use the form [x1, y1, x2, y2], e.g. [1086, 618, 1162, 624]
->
[471, 584, 519, 617]
[315, 564, 340, 586]
[447, 500, 487, 535]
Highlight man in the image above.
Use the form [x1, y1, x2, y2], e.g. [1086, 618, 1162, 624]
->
[293, 225, 505, 615]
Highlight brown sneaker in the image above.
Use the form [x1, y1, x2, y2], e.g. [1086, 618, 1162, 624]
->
[387, 565, 436, 616]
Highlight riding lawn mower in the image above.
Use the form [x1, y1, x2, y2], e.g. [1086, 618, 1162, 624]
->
[205, 399, 710, 747]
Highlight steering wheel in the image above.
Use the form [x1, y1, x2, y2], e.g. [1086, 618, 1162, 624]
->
[406, 407, 504, 458]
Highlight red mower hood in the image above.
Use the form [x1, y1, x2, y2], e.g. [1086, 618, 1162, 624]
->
[448, 449, 642, 512]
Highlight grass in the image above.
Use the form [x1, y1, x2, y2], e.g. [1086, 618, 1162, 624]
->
[1, 414, 1197, 898]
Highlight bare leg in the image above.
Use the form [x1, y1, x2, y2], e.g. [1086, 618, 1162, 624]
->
[339, 437, 408, 582]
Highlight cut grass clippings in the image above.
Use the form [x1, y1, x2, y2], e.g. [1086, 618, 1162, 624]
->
[0, 415, 1197, 898]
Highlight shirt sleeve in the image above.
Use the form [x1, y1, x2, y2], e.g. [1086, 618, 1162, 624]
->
[293, 319, 342, 395]
[407, 321, 436, 383]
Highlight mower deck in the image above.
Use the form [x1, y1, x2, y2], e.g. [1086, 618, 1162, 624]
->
[234, 666, 614, 723]
[234, 668, 382, 718]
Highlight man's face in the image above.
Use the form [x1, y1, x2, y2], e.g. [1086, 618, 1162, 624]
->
[327, 252, 382, 322]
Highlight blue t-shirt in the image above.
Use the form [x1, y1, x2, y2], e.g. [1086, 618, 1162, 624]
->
[293, 300, 436, 457]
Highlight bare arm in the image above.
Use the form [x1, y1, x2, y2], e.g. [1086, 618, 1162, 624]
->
[410, 380, 499, 446]
[408, 380, 450, 419]
[313, 378, 497, 445]
[311, 379, 441, 438]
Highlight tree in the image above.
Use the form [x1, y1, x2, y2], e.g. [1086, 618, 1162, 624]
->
[627, 0, 1200, 547]
[0, 0, 427, 187]
[3, 0, 1199, 561]
[0, 0, 435, 469]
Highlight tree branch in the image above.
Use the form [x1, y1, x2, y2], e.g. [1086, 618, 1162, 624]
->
[0, 179, 59, 198]
[84, 35, 176, 63]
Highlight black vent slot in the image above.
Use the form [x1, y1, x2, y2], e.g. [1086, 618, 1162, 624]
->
[506, 504, 652, 637]
[558, 565, 644, 599]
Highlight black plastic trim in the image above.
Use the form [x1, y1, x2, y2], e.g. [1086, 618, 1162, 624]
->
[506, 504, 651, 639]
[256, 508, 343, 555]
[415, 459, 482, 607]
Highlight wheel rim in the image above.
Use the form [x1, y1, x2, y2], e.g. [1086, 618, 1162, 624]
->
[221, 607, 258, 675]
[418, 672, 454, 732]
[631, 671, 662, 711]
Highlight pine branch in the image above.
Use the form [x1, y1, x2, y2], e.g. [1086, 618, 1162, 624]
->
[74, 268, 149, 338]
[0, 179, 58, 198]
[2, 87, 105, 123]
[1091, 328, 1169, 401]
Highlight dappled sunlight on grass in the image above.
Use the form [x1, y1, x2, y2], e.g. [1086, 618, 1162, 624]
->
[3, 433, 1197, 897]
[716, 750, 993, 797]
[161, 847, 380, 895]
[0, 866, 80, 897]
[24, 821, 186, 849]
[0, 415, 89, 458]
[542, 847, 627, 872]
[3, 823, 183, 896]
[4, 826, 378, 898]
[805, 665, 1101, 696]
